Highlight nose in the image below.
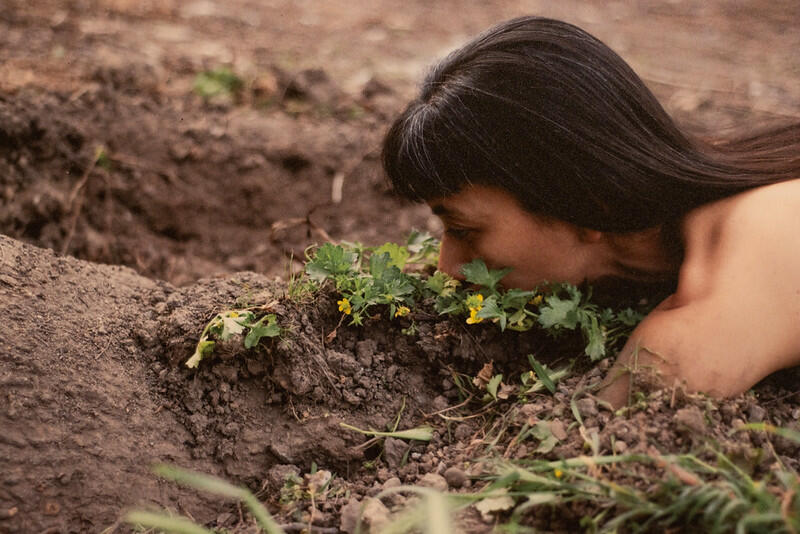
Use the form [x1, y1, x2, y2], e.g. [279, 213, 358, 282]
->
[437, 235, 468, 280]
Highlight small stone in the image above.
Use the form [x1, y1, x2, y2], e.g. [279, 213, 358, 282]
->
[747, 405, 767, 423]
[383, 437, 408, 469]
[613, 440, 628, 454]
[576, 398, 598, 418]
[792, 408, 800, 420]
[548, 419, 567, 441]
[382, 477, 402, 490]
[339, 499, 361, 534]
[443, 467, 467, 488]
[675, 406, 706, 434]
[418, 472, 448, 492]
[360, 497, 391, 532]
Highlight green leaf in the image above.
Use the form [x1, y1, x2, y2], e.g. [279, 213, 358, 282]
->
[244, 314, 281, 348]
[193, 67, 243, 99]
[487, 374, 503, 401]
[477, 295, 507, 330]
[373, 243, 410, 270]
[582, 315, 607, 361]
[369, 251, 392, 279]
[537, 294, 580, 330]
[186, 339, 215, 369]
[305, 243, 355, 282]
[460, 259, 511, 291]
[426, 271, 460, 297]
[531, 421, 559, 453]
[501, 288, 536, 310]
[528, 354, 556, 394]
[205, 310, 253, 340]
[616, 308, 644, 326]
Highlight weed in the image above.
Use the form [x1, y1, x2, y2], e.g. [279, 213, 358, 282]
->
[187, 233, 646, 368]
[193, 67, 243, 100]
[126, 464, 285, 534]
[304, 233, 646, 361]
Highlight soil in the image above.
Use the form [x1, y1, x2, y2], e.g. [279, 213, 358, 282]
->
[1, 1, 799, 533]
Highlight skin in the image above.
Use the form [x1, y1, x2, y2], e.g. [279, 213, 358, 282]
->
[429, 182, 800, 407]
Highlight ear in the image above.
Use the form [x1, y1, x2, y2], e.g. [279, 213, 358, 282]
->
[577, 227, 605, 243]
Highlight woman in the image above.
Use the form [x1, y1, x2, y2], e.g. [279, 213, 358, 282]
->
[381, 16, 800, 407]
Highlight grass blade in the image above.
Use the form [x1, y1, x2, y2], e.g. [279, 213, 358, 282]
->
[152, 464, 285, 534]
[125, 511, 215, 534]
[527, 354, 555, 394]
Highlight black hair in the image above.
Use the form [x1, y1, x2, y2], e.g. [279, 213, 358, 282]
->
[382, 16, 800, 232]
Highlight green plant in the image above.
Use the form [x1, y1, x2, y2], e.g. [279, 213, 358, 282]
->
[304, 234, 646, 361]
[126, 464, 285, 534]
[193, 67, 243, 100]
[187, 310, 280, 368]
[186, 233, 645, 369]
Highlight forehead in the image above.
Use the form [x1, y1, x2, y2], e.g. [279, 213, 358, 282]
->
[428, 185, 520, 218]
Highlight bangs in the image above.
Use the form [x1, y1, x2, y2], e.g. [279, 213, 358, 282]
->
[382, 100, 473, 202]
[381, 92, 516, 203]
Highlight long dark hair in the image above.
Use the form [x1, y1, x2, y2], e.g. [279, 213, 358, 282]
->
[382, 16, 800, 233]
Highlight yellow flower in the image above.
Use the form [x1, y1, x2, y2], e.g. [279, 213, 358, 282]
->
[466, 293, 484, 309]
[466, 308, 483, 324]
[337, 298, 352, 315]
[530, 295, 543, 306]
[554, 469, 563, 479]
[395, 306, 410, 318]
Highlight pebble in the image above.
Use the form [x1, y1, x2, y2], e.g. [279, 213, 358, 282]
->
[674, 406, 706, 434]
[382, 477, 402, 490]
[747, 404, 767, 423]
[383, 437, 408, 469]
[576, 397, 598, 418]
[361, 498, 391, 532]
[443, 467, 467, 488]
[613, 440, 628, 454]
[549, 419, 567, 441]
[418, 472, 448, 492]
[339, 499, 361, 534]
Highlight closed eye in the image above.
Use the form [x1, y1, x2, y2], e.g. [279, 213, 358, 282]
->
[445, 227, 476, 240]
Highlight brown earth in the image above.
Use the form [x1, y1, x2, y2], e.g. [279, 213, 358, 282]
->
[1, 1, 800, 533]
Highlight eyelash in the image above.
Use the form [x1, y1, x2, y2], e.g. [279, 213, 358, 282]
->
[445, 227, 475, 240]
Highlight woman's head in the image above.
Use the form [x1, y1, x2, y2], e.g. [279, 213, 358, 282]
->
[382, 16, 800, 287]
[382, 16, 768, 234]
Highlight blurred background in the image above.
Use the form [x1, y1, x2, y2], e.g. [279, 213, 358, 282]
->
[1, 0, 798, 285]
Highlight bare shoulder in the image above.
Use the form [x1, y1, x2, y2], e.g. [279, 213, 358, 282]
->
[679, 179, 800, 292]
[727, 179, 800, 226]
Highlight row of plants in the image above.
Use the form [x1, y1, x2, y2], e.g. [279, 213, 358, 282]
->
[187, 232, 646, 369]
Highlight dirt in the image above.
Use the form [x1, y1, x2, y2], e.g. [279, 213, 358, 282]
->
[1, 1, 799, 533]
